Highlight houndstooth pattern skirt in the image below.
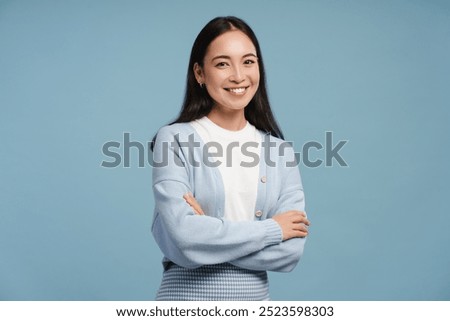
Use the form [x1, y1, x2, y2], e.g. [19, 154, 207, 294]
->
[156, 262, 270, 301]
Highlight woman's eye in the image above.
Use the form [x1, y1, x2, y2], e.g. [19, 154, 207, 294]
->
[244, 59, 256, 65]
[215, 62, 228, 67]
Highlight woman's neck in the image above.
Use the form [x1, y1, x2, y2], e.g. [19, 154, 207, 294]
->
[207, 107, 246, 131]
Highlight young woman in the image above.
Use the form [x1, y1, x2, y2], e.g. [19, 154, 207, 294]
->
[151, 16, 310, 301]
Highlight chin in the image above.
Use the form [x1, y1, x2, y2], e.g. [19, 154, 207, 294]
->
[226, 103, 250, 111]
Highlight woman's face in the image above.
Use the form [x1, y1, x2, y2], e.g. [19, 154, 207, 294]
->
[194, 30, 260, 113]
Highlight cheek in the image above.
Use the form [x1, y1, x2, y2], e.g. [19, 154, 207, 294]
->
[204, 69, 224, 86]
[251, 68, 260, 85]
[251, 73, 260, 89]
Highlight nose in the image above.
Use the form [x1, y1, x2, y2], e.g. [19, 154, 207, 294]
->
[229, 65, 245, 83]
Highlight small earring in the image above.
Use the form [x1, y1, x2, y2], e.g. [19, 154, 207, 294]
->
[199, 82, 204, 89]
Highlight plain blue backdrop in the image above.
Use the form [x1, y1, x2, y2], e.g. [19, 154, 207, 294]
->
[1, 0, 449, 300]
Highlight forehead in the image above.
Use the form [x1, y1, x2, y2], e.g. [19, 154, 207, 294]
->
[205, 30, 256, 57]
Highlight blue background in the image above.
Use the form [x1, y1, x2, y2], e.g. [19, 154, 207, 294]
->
[1, 0, 449, 300]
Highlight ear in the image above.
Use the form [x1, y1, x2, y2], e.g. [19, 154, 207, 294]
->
[193, 63, 204, 84]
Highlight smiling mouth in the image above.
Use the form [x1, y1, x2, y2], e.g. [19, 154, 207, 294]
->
[224, 86, 249, 94]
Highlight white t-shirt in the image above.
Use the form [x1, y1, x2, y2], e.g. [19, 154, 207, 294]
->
[190, 116, 261, 222]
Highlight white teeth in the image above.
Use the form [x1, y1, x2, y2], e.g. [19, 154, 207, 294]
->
[229, 87, 246, 93]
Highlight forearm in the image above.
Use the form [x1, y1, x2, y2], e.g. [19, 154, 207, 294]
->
[152, 179, 283, 268]
[230, 237, 306, 272]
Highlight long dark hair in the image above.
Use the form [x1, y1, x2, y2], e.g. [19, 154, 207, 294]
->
[152, 16, 284, 149]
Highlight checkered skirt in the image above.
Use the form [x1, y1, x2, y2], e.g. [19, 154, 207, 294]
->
[156, 262, 270, 301]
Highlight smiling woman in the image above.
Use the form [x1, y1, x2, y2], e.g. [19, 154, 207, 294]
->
[193, 30, 260, 124]
[151, 16, 309, 301]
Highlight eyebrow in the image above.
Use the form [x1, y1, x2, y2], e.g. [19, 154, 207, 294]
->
[211, 53, 258, 61]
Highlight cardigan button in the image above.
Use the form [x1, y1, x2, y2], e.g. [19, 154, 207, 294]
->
[255, 210, 263, 217]
[260, 176, 267, 183]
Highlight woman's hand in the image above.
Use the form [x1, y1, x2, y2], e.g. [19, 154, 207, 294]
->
[183, 192, 205, 215]
[272, 211, 310, 241]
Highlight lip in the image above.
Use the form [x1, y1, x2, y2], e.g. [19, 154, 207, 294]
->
[224, 86, 250, 95]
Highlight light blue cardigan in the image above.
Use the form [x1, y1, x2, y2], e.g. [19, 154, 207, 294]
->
[151, 122, 306, 273]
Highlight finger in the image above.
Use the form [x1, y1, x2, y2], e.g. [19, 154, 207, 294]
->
[285, 229, 308, 240]
[291, 221, 308, 231]
[286, 211, 307, 220]
[291, 215, 311, 226]
[297, 231, 308, 238]
[183, 194, 203, 215]
[190, 199, 204, 215]
[190, 203, 204, 215]
[195, 205, 205, 215]
[189, 200, 204, 215]
[187, 195, 205, 215]
[183, 193, 192, 202]
[183, 194, 194, 206]
[295, 223, 309, 233]
[293, 228, 309, 237]
[183, 193, 197, 207]
[183, 195, 195, 209]
[298, 211, 307, 218]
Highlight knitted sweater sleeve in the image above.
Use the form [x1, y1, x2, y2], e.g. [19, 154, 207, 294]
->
[151, 126, 283, 269]
[230, 145, 308, 272]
